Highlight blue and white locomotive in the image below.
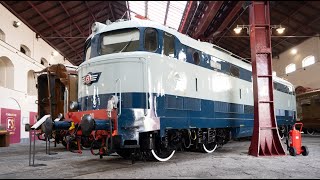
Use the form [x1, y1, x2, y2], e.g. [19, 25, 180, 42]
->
[59, 18, 296, 161]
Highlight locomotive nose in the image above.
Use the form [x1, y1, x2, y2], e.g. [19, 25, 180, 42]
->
[80, 114, 95, 136]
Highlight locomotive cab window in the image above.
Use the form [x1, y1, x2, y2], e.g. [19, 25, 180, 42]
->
[144, 28, 158, 52]
[193, 51, 200, 65]
[100, 28, 140, 55]
[163, 32, 175, 57]
[230, 65, 240, 78]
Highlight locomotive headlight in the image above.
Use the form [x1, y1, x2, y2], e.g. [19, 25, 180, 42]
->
[70, 101, 79, 110]
[91, 22, 98, 33]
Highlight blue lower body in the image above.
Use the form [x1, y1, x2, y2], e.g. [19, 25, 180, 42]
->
[79, 92, 295, 141]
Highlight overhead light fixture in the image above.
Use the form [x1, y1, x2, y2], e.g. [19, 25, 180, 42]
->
[234, 24, 286, 35]
[291, 48, 297, 55]
[271, 24, 285, 34]
[276, 26, 285, 34]
[234, 26, 242, 34]
[234, 25, 250, 35]
[13, 21, 21, 28]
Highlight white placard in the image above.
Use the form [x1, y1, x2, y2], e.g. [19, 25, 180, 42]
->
[31, 114, 51, 129]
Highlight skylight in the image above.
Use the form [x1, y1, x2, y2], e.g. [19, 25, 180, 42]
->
[128, 1, 187, 30]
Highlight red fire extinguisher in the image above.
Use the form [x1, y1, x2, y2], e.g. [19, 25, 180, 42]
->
[287, 122, 309, 156]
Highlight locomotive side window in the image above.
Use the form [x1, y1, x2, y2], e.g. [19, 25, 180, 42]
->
[193, 51, 200, 65]
[163, 32, 175, 57]
[144, 28, 158, 52]
[100, 28, 140, 55]
[230, 65, 240, 78]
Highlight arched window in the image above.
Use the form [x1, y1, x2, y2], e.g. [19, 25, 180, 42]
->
[20, 44, 31, 57]
[0, 29, 5, 42]
[40, 58, 49, 67]
[302, 55, 315, 68]
[27, 70, 37, 95]
[0, 56, 14, 89]
[285, 63, 296, 74]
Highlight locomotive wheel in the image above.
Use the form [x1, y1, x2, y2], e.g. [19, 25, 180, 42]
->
[150, 149, 175, 162]
[202, 142, 218, 153]
[301, 146, 309, 156]
[289, 147, 297, 156]
[306, 129, 315, 136]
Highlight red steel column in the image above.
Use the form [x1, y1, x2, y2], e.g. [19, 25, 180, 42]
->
[248, 1, 286, 156]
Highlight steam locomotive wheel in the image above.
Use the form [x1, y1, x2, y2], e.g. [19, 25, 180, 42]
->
[150, 149, 175, 162]
[202, 142, 218, 153]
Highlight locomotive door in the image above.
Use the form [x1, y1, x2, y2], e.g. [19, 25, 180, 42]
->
[112, 59, 147, 116]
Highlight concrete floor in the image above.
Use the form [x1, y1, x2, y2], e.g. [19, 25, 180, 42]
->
[0, 134, 319, 179]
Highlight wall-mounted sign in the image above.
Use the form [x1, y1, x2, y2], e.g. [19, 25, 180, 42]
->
[1, 108, 21, 144]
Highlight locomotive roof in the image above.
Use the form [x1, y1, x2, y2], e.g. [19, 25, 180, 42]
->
[89, 19, 294, 89]
[91, 19, 251, 70]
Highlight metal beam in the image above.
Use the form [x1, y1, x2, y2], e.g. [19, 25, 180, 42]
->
[164, 1, 170, 26]
[208, 35, 320, 38]
[39, 6, 92, 33]
[85, 1, 97, 22]
[27, 1, 82, 61]
[145, 1, 148, 19]
[16, 1, 47, 14]
[272, 16, 320, 49]
[40, 36, 87, 39]
[0, 1, 77, 66]
[192, 1, 224, 40]
[126, 1, 131, 20]
[59, 1, 86, 37]
[55, 11, 107, 34]
[109, 2, 116, 21]
[178, 1, 195, 33]
[240, 1, 312, 57]
[211, 1, 244, 37]
[248, 1, 285, 157]
[271, 6, 320, 32]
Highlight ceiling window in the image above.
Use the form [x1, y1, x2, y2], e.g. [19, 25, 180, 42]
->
[302, 55, 315, 68]
[285, 63, 296, 74]
[129, 1, 187, 30]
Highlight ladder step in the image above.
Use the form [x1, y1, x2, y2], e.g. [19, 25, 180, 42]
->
[258, 75, 272, 78]
[254, 24, 270, 27]
[260, 127, 277, 130]
[259, 101, 274, 103]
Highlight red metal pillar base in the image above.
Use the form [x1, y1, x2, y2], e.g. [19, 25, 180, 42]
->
[248, 1, 286, 156]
